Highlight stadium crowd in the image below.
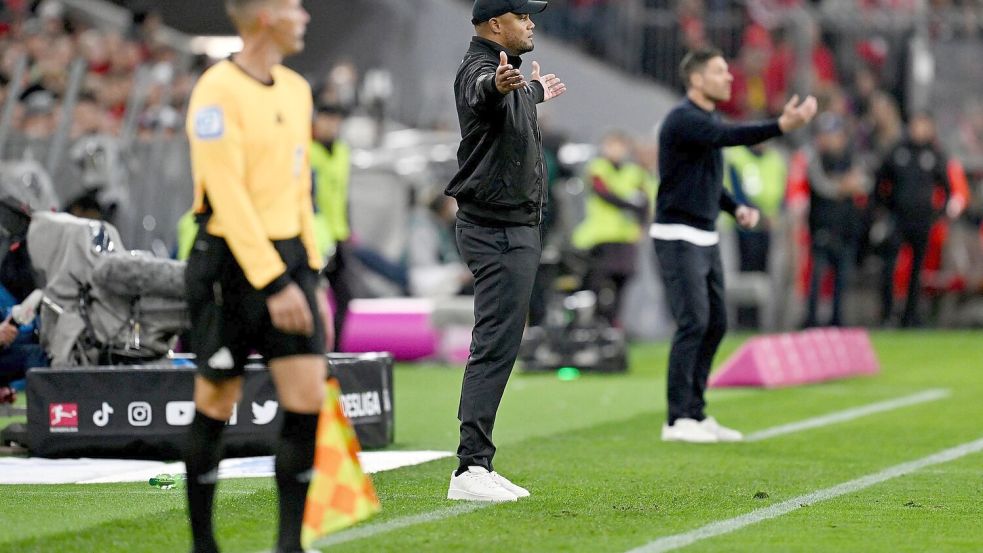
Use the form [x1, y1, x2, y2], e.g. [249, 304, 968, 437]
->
[1, 0, 982, 396]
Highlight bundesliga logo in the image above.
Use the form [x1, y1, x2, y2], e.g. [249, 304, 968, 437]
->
[340, 391, 383, 419]
[49, 403, 79, 433]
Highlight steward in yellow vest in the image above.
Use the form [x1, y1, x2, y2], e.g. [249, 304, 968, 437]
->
[722, 143, 787, 273]
[571, 131, 655, 324]
[310, 104, 351, 258]
[310, 103, 354, 340]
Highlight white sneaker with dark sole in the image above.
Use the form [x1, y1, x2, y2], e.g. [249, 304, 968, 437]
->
[700, 416, 743, 442]
[489, 471, 530, 498]
[661, 418, 718, 443]
[447, 466, 517, 502]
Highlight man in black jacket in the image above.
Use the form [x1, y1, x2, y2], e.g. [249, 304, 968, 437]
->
[445, 0, 566, 502]
[653, 47, 816, 443]
[873, 112, 956, 327]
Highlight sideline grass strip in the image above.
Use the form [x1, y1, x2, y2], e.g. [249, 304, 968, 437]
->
[624, 436, 983, 553]
[745, 388, 951, 442]
[309, 502, 489, 549]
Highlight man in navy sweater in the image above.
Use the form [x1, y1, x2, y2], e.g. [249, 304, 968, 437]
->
[653, 47, 816, 443]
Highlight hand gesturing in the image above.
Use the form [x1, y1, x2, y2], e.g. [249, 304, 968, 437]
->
[531, 61, 567, 101]
[778, 94, 818, 133]
[495, 51, 526, 94]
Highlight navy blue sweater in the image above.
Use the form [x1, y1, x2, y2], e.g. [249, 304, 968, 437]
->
[656, 99, 783, 231]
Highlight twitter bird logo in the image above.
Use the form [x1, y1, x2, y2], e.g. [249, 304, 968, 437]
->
[251, 400, 279, 425]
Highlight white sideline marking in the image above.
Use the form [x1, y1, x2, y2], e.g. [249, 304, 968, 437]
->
[745, 389, 951, 442]
[310, 502, 490, 549]
[625, 436, 983, 553]
[286, 389, 951, 549]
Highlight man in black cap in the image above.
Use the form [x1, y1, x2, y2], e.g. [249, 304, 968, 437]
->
[445, 0, 566, 502]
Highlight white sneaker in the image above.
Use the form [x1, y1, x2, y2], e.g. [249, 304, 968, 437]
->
[700, 416, 743, 442]
[447, 466, 517, 502]
[661, 418, 718, 443]
[489, 471, 530, 498]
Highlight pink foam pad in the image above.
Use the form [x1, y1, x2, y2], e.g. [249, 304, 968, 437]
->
[838, 328, 880, 375]
[339, 298, 439, 360]
[709, 327, 880, 389]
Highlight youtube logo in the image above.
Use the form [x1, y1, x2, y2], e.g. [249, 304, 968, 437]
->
[165, 401, 195, 426]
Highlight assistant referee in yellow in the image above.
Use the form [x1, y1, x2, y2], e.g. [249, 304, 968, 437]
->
[183, 1, 332, 552]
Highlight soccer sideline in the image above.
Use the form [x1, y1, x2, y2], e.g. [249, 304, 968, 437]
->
[624, 435, 983, 553]
[744, 388, 951, 442]
[291, 388, 952, 550]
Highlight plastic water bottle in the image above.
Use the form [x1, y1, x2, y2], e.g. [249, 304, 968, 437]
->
[149, 473, 186, 490]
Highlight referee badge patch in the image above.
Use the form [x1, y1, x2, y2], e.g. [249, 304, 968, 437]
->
[194, 106, 224, 140]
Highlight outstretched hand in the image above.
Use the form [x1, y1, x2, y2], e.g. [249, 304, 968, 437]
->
[778, 94, 818, 133]
[531, 61, 566, 102]
[495, 51, 526, 94]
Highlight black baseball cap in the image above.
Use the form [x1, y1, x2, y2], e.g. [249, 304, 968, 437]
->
[472, 0, 547, 25]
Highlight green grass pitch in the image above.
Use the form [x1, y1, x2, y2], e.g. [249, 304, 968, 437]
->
[1, 331, 981, 552]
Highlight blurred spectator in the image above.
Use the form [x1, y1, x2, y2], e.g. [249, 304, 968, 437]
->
[316, 62, 360, 113]
[69, 92, 104, 140]
[129, 6, 164, 55]
[311, 102, 354, 340]
[847, 65, 881, 121]
[535, 0, 616, 57]
[405, 193, 472, 298]
[528, 119, 573, 327]
[872, 112, 957, 327]
[0, 244, 48, 388]
[765, 22, 839, 116]
[0, 3, 192, 145]
[723, 142, 788, 272]
[859, 91, 904, 166]
[802, 113, 867, 328]
[677, 0, 709, 51]
[78, 28, 111, 75]
[136, 105, 181, 140]
[20, 89, 56, 139]
[571, 131, 654, 325]
[719, 25, 773, 120]
[956, 99, 983, 160]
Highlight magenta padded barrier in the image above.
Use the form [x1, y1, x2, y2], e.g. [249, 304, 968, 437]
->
[709, 327, 879, 388]
[339, 298, 439, 361]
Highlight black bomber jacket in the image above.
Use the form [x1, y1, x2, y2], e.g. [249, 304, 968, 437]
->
[445, 36, 547, 227]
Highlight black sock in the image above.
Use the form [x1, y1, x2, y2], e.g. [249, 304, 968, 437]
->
[185, 410, 226, 553]
[275, 410, 319, 553]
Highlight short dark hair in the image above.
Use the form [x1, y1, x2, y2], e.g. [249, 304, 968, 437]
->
[679, 47, 724, 89]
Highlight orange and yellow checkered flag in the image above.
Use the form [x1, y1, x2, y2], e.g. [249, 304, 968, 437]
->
[302, 378, 381, 546]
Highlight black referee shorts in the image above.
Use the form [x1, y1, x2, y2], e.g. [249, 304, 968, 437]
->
[185, 232, 325, 381]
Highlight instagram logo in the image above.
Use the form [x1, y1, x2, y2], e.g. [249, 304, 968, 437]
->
[127, 402, 152, 427]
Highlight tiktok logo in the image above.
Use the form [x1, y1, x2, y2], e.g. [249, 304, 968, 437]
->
[93, 402, 114, 427]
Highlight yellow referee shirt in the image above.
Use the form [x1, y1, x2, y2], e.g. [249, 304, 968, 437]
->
[187, 60, 321, 290]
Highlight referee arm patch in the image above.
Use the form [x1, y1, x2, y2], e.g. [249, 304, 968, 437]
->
[194, 106, 225, 140]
